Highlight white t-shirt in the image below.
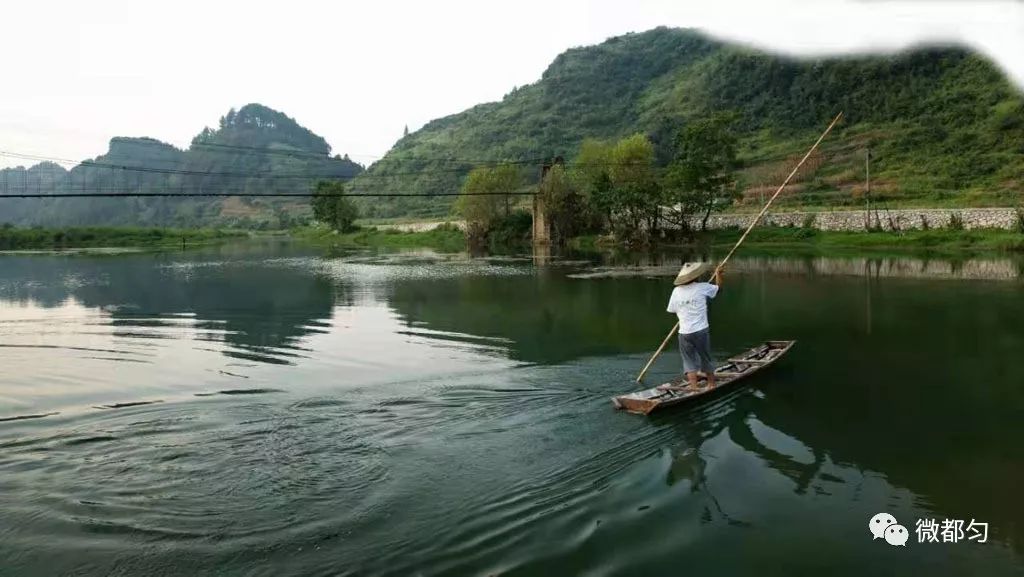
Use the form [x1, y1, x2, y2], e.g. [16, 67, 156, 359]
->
[666, 282, 719, 334]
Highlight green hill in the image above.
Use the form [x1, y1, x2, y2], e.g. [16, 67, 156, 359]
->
[350, 27, 1024, 218]
[0, 104, 363, 227]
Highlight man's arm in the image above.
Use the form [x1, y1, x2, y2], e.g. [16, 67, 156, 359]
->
[666, 288, 679, 313]
[705, 272, 722, 299]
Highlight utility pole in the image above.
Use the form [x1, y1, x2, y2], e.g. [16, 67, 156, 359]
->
[532, 160, 551, 246]
[865, 147, 871, 230]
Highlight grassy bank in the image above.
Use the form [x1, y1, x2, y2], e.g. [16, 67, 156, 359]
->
[0, 226, 245, 251]
[297, 217, 1024, 256]
[568, 226, 1024, 255]
[293, 224, 466, 252]
[705, 226, 1024, 254]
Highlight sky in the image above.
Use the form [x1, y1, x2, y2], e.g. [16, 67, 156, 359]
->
[1, 0, 1022, 170]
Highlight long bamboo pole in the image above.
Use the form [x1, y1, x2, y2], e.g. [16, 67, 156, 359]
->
[635, 111, 844, 383]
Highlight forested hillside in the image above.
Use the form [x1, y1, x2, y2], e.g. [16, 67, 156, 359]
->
[350, 27, 1024, 218]
[2, 29, 1021, 227]
[0, 104, 362, 227]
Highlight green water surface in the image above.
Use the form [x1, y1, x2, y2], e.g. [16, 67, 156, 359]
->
[0, 242, 1021, 576]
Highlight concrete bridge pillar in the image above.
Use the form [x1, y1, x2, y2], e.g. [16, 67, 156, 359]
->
[532, 157, 561, 246]
[532, 192, 550, 245]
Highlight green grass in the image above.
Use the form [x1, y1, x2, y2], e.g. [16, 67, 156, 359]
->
[701, 226, 1024, 254]
[293, 224, 467, 252]
[294, 221, 1024, 257]
[0, 226, 245, 250]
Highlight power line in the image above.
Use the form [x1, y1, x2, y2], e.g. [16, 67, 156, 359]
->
[161, 140, 550, 165]
[127, 138, 548, 165]
[0, 191, 534, 198]
[0, 150, 345, 179]
[0, 122, 547, 165]
[0, 150, 529, 180]
[0, 142, 550, 169]
[188, 141, 333, 159]
[0, 148, 664, 183]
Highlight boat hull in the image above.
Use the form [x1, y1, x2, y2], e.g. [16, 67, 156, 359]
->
[612, 340, 796, 415]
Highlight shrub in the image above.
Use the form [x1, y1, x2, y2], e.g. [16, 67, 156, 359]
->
[920, 215, 930, 230]
[948, 212, 965, 231]
[866, 212, 883, 232]
[793, 227, 817, 239]
[312, 181, 359, 232]
[1015, 208, 1024, 234]
[886, 213, 903, 232]
[434, 222, 464, 233]
[801, 213, 817, 230]
[488, 210, 533, 248]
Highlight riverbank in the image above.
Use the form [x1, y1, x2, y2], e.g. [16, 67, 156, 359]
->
[568, 226, 1024, 255]
[706, 226, 1024, 254]
[346, 214, 1024, 255]
[292, 224, 466, 252]
[305, 221, 1024, 256]
[0, 226, 245, 251]
[11, 222, 1019, 256]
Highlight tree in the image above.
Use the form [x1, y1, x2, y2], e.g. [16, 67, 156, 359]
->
[312, 180, 358, 232]
[490, 164, 524, 217]
[608, 134, 661, 241]
[664, 113, 741, 231]
[454, 164, 523, 243]
[570, 139, 615, 231]
[403, 125, 410, 137]
[539, 164, 581, 244]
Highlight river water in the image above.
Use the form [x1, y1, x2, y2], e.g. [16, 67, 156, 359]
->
[1, 241, 1022, 576]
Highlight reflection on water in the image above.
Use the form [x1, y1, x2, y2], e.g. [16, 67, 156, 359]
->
[0, 243, 1022, 576]
[570, 253, 1024, 282]
[729, 254, 1024, 281]
[0, 252, 339, 363]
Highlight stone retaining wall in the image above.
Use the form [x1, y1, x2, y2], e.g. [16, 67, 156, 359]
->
[696, 208, 1021, 232]
[372, 209, 1022, 236]
[373, 220, 466, 232]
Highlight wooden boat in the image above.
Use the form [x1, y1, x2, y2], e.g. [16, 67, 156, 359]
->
[612, 340, 796, 415]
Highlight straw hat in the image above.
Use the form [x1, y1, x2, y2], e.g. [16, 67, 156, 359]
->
[673, 262, 711, 285]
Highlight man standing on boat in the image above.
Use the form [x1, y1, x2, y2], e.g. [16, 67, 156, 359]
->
[666, 262, 721, 391]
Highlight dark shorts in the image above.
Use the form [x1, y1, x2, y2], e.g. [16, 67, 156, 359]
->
[678, 328, 715, 375]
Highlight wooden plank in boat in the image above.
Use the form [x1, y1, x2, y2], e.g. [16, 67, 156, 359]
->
[611, 340, 796, 416]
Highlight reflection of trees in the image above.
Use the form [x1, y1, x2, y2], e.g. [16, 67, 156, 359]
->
[0, 257, 83, 308]
[0, 251, 345, 362]
[387, 272, 677, 364]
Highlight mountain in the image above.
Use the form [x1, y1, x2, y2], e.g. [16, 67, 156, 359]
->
[350, 27, 1024, 218]
[0, 104, 363, 227]
[3, 31, 1021, 227]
